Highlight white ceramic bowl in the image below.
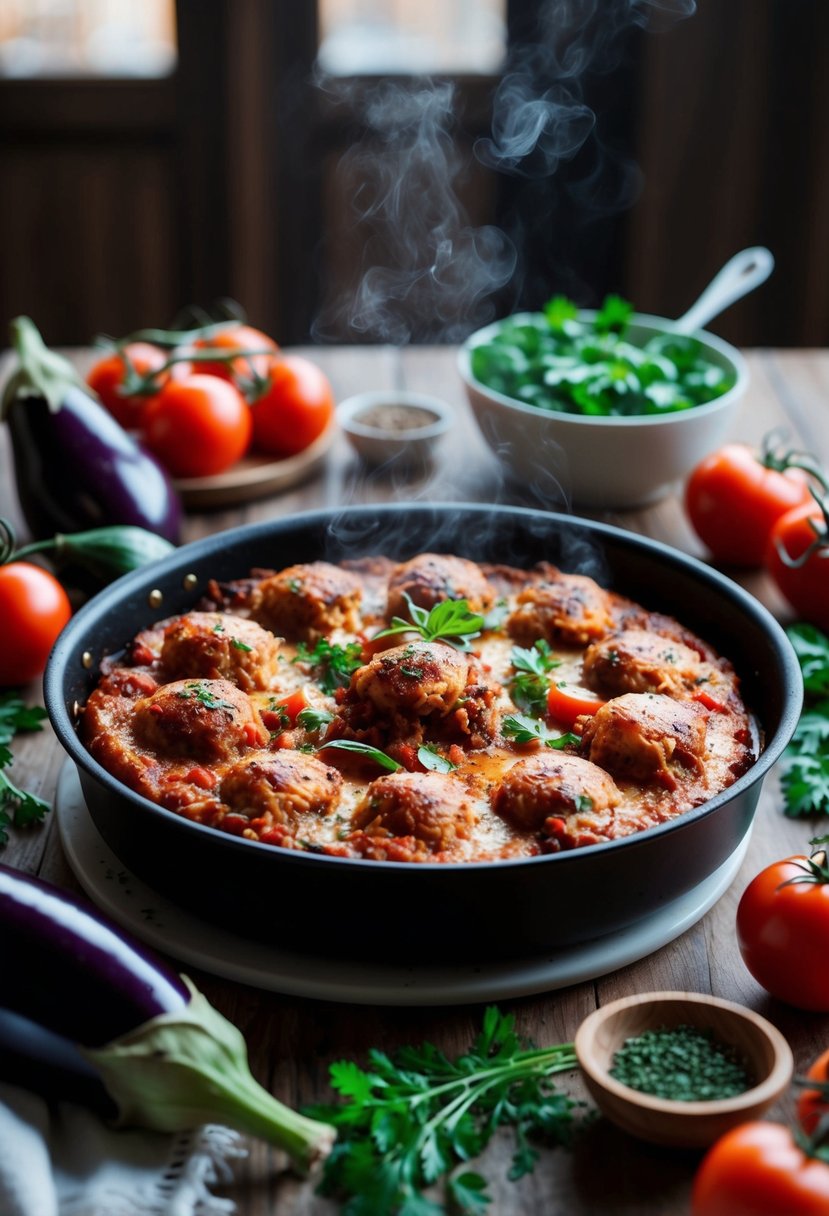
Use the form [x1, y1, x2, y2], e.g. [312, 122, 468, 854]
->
[458, 311, 748, 509]
[338, 390, 454, 468]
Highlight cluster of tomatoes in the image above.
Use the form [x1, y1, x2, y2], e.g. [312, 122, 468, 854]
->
[684, 438, 829, 631]
[86, 321, 335, 480]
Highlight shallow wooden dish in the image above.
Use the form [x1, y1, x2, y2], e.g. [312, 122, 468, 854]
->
[574, 991, 793, 1148]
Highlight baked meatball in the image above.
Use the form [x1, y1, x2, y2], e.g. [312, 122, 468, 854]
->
[580, 693, 709, 787]
[386, 553, 493, 620]
[160, 612, 282, 692]
[250, 561, 362, 641]
[581, 630, 703, 699]
[507, 574, 613, 647]
[350, 640, 469, 717]
[492, 753, 621, 832]
[351, 770, 476, 850]
[133, 678, 268, 762]
[221, 750, 342, 825]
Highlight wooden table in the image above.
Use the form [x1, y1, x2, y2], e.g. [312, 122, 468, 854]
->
[2, 345, 829, 1215]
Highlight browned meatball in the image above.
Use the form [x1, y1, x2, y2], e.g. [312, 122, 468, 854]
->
[581, 630, 703, 699]
[249, 561, 362, 641]
[133, 678, 268, 762]
[580, 693, 709, 786]
[507, 574, 613, 647]
[386, 553, 493, 620]
[351, 770, 476, 850]
[351, 640, 469, 716]
[160, 612, 282, 692]
[492, 753, 621, 832]
[221, 750, 342, 825]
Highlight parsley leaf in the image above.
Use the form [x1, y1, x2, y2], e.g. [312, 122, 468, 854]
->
[502, 714, 579, 750]
[780, 625, 829, 817]
[0, 693, 50, 846]
[305, 1006, 581, 1216]
[510, 640, 560, 716]
[293, 639, 363, 693]
[417, 744, 457, 774]
[297, 706, 334, 733]
[373, 594, 484, 652]
[318, 740, 401, 772]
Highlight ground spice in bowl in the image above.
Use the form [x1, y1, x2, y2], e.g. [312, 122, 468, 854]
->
[353, 403, 440, 433]
[609, 1024, 754, 1102]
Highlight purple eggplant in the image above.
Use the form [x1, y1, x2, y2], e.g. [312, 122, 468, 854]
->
[0, 864, 335, 1171]
[0, 1007, 116, 1117]
[1, 318, 182, 544]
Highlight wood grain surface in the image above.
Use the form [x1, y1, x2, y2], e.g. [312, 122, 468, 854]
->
[2, 345, 829, 1215]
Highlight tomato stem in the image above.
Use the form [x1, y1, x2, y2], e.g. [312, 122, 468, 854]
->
[774, 485, 829, 569]
[760, 429, 829, 491]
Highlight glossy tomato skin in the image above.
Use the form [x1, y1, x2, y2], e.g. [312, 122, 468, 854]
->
[0, 563, 72, 686]
[797, 1047, 829, 1136]
[684, 443, 812, 566]
[766, 503, 829, 632]
[546, 682, 604, 729]
[191, 323, 277, 383]
[692, 1122, 829, 1216]
[736, 855, 829, 1010]
[86, 342, 167, 430]
[250, 355, 334, 457]
[141, 374, 252, 479]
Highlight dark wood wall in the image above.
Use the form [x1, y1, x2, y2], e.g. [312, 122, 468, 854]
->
[0, 0, 825, 349]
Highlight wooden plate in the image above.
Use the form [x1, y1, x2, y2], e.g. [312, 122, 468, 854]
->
[172, 420, 335, 508]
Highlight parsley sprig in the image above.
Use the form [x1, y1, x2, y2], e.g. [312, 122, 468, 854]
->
[373, 594, 484, 652]
[780, 624, 829, 816]
[293, 639, 363, 693]
[502, 714, 579, 750]
[318, 740, 401, 772]
[306, 1006, 580, 1216]
[510, 640, 560, 716]
[0, 692, 50, 845]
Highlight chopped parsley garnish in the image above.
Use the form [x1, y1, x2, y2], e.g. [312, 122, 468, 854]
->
[502, 713, 579, 750]
[510, 640, 560, 716]
[230, 637, 253, 652]
[176, 682, 236, 712]
[304, 1005, 580, 1215]
[780, 624, 829, 816]
[0, 692, 50, 845]
[293, 639, 363, 693]
[373, 594, 484, 651]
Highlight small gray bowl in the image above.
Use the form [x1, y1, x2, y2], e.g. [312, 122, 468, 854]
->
[338, 390, 454, 467]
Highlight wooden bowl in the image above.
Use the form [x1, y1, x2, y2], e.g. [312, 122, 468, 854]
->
[574, 991, 793, 1148]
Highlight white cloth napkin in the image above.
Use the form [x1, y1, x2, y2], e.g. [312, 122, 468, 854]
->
[0, 1083, 245, 1216]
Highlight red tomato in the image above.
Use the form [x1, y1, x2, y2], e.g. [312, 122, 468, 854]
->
[250, 355, 334, 457]
[797, 1047, 829, 1137]
[190, 323, 277, 384]
[692, 1121, 829, 1215]
[141, 374, 252, 479]
[546, 681, 605, 729]
[0, 563, 72, 686]
[86, 342, 168, 430]
[736, 851, 829, 1010]
[684, 443, 812, 566]
[766, 501, 829, 631]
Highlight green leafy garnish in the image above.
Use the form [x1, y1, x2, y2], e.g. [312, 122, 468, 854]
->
[318, 740, 401, 772]
[0, 692, 50, 846]
[230, 637, 253, 653]
[502, 714, 579, 750]
[297, 706, 334, 733]
[781, 624, 829, 817]
[417, 744, 457, 774]
[176, 682, 236, 712]
[373, 594, 484, 651]
[510, 640, 560, 716]
[293, 639, 363, 694]
[305, 1005, 581, 1215]
[469, 294, 736, 419]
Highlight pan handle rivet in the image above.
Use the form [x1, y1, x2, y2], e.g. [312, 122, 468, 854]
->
[148, 589, 163, 608]
[81, 651, 93, 669]
[183, 573, 198, 591]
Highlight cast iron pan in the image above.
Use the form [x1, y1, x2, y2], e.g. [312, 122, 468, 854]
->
[44, 504, 802, 964]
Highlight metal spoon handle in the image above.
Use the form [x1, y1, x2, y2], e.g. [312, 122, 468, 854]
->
[673, 246, 775, 335]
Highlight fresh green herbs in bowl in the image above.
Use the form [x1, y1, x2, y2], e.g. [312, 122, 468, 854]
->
[458, 300, 748, 509]
[470, 295, 737, 419]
